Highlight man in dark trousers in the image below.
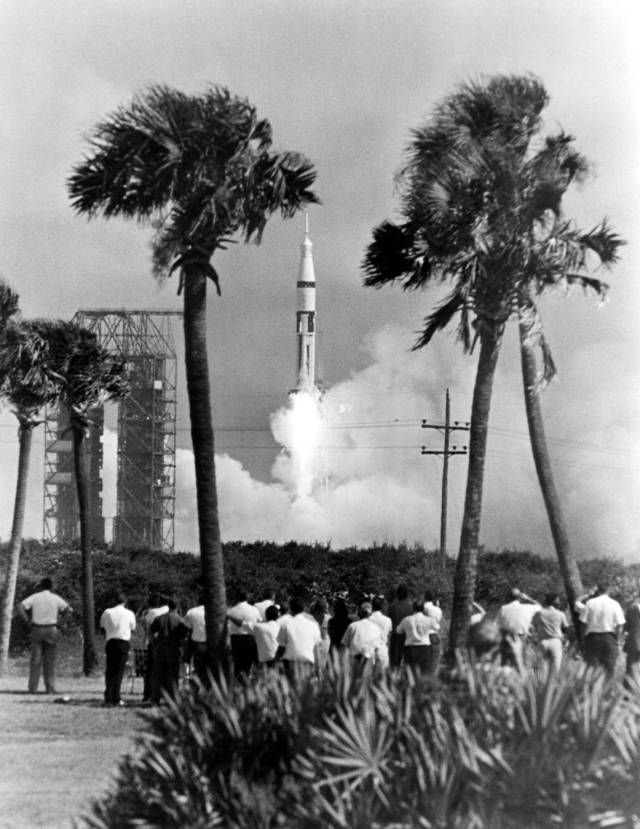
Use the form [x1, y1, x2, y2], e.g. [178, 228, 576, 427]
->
[99, 591, 136, 707]
[623, 593, 640, 683]
[149, 597, 188, 704]
[19, 577, 72, 694]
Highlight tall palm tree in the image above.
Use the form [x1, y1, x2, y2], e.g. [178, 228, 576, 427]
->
[68, 84, 318, 671]
[55, 323, 129, 675]
[517, 219, 621, 634]
[362, 75, 622, 651]
[0, 315, 69, 674]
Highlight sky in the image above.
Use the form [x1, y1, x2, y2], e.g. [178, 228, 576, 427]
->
[0, 0, 639, 560]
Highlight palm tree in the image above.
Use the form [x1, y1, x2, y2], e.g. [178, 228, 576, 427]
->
[55, 323, 129, 675]
[362, 75, 622, 651]
[68, 84, 318, 671]
[0, 314, 69, 674]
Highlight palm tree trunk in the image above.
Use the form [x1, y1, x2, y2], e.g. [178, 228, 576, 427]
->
[519, 319, 584, 634]
[449, 326, 503, 652]
[71, 418, 97, 675]
[183, 267, 228, 674]
[0, 422, 33, 676]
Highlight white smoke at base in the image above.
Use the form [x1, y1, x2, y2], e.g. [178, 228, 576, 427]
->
[173, 324, 640, 561]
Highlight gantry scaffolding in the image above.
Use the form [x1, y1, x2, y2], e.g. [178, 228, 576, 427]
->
[43, 309, 182, 551]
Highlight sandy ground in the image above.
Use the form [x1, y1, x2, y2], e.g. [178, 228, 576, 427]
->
[0, 666, 146, 829]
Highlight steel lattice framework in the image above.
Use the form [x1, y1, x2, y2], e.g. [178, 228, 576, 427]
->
[43, 309, 182, 551]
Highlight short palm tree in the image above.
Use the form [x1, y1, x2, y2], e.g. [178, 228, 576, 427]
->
[68, 84, 318, 671]
[363, 75, 622, 651]
[55, 322, 129, 675]
[0, 311, 69, 674]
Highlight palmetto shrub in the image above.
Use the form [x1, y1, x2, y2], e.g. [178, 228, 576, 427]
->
[83, 655, 640, 828]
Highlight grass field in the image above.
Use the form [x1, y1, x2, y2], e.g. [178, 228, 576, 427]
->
[0, 649, 145, 829]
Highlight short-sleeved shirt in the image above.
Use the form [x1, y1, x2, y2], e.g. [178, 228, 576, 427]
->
[581, 594, 625, 635]
[228, 601, 261, 635]
[341, 618, 384, 659]
[144, 605, 169, 630]
[21, 590, 69, 625]
[423, 602, 443, 624]
[369, 611, 392, 643]
[184, 605, 206, 643]
[277, 614, 321, 663]
[396, 612, 439, 646]
[496, 601, 540, 636]
[100, 604, 136, 642]
[532, 606, 568, 639]
[243, 620, 280, 662]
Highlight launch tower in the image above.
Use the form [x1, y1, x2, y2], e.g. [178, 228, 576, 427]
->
[43, 309, 181, 551]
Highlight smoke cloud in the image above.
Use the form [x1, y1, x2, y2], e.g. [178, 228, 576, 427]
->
[1, 326, 637, 561]
[173, 325, 640, 560]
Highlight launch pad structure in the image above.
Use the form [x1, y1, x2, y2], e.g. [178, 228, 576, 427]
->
[43, 309, 182, 552]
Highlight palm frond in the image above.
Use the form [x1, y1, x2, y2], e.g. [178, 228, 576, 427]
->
[580, 220, 625, 267]
[362, 221, 423, 288]
[413, 290, 464, 350]
[0, 278, 20, 329]
[70, 84, 318, 280]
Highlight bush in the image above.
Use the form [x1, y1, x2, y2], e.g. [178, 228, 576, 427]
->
[82, 658, 640, 828]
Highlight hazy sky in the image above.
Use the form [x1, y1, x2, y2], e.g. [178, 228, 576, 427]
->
[1, 0, 639, 559]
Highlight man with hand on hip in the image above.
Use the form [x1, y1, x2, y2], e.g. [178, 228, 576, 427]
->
[19, 577, 71, 694]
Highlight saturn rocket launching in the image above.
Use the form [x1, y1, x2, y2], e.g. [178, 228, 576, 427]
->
[295, 215, 317, 392]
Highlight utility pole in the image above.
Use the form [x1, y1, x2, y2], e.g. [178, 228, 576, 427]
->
[421, 389, 469, 569]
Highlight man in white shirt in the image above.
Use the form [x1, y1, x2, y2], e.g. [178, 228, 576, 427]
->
[396, 601, 440, 674]
[422, 591, 444, 676]
[580, 583, 625, 675]
[496, 588, 540, 671]
[227, 590, 261, 677]
[531, 593, 569, 676]
[342, 602, 385, 665]
[277, 596, 321, 680]
[184, 593, 207, 683]
[19, 578, 71, 694]
[242, 605, 281, 666]
[99, 591, 136, 706]
[370, 596, 392, 667]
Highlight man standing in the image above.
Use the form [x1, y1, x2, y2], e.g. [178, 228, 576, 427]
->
[227, 589, 261, 677]
[395, 600, 440, 675]
[142, 594, 169, 702]
[496, 588, 540, 671]
[19, 578, 71, 694]
[149, 598, 189, 704]
[581, 583, 625, 676]
[242, 605, 281, 668]
[99, 591, 136, 707]
[388, 584, 414, 669]
[184, 593, 207, 683]
[423, 591, 444, 677]
[623, 593, 640, 682]
[531, 593, 569, 676]
[277, 595, 321, 681]
[369, 596, 392, 667]
[341, 602, 385, 665]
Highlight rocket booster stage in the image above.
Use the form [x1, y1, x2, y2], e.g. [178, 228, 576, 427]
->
[295, 216, 316, 391]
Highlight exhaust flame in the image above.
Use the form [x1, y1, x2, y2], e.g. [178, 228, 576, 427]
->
[271, 387, 323, 498]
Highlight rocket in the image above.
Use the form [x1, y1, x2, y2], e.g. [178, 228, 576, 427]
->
[295, 215, 317, 392]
